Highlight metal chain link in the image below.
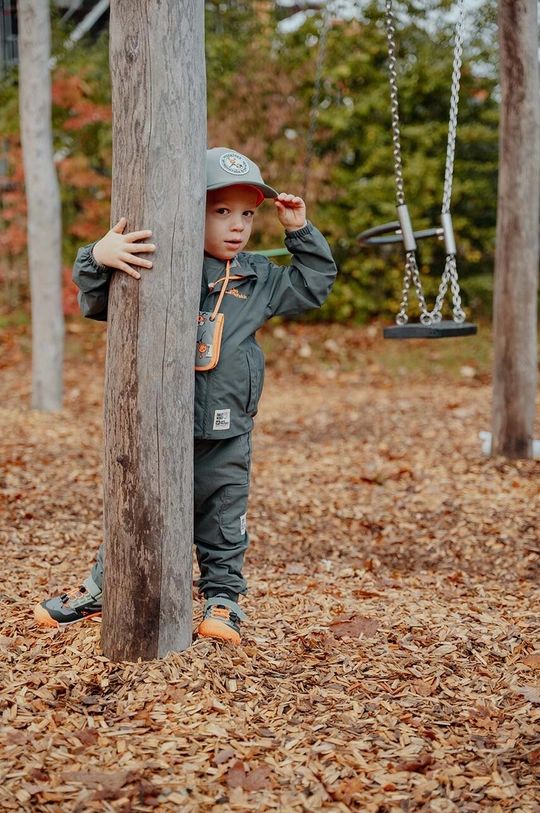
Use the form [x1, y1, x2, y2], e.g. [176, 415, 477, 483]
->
[384, 0, 405, 207]
[302, 1, 333, 200]
[442, 0, 465, 214]
[396, 252, 437, 326]
[386, 0, 466, 325]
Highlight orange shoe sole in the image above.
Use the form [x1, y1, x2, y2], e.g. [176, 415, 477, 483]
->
[198, 618, 240, 645]
[34, 604, 102, 628]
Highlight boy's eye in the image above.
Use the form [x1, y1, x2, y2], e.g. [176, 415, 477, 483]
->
[243, 210, 255, 218]
[216, 207, 229, 215]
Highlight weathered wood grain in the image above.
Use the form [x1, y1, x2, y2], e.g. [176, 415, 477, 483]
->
[492, 0, 540, 458]
[101, 1, 206, 660]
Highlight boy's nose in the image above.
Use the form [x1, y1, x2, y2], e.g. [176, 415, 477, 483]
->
[231, 217, 244, 231]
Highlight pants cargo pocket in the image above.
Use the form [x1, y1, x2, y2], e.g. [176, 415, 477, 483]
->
[195, 481, 250, 597]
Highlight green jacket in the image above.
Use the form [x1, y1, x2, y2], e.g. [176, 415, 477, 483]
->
[73, 221, 337, 439]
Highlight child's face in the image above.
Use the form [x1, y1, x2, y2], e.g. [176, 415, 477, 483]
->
[204, 185, 259, 260]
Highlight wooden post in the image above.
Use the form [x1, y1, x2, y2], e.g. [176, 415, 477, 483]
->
[100, 1, 206, 661]
[18, 0, 64, 411]
[491, 0, 540, 458]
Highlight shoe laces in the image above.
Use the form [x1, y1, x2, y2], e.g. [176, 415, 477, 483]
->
[60, 585, 88, 606]
[207, 604, 239, 624]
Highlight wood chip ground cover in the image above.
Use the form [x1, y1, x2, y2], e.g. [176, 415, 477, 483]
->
[1, 324, 539, 812]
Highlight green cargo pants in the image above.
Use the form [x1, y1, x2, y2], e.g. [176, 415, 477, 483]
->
[89, 433, 252, 599]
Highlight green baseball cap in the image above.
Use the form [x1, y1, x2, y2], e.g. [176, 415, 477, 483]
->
[207, 147, 278, 205]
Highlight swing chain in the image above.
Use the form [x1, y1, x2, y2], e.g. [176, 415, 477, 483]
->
[439, 254, 466, 322]
[397, 252, 466, 327]
[385, 0, 466, 325]
[303, 0, 333, 200]
[396, 252, 438, 326]
[384, 0, 405, 207]
[442, 0, 465, 214]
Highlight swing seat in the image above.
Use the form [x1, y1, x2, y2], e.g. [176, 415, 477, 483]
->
[383, 320, 478, 339]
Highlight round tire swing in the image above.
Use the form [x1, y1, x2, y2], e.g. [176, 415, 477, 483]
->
[357, 0, 477, 339]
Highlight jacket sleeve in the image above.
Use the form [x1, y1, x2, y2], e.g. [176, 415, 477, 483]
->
[72, 242, 113, 322]
[264, 221, 337, 319]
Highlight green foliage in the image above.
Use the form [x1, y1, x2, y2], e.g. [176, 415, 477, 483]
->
[308, 0, 499, 322]
[1, 0, 501, 322]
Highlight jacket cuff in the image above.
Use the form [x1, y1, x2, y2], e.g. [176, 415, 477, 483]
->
[284, 220, 314, 242]
[80, 242, 113, 275]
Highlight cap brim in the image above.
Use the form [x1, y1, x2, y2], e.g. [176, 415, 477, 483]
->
[207, 181, 278, 201]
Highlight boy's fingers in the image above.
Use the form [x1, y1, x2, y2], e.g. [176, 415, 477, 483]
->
[276, 198, 304, 209]
[276, 193, 304, 203]
[112, 218, 127, 233]
[125, 230, 153, 243]
[118, 262, 142, 279]
[120, 252, 153, 268]
[125, 241, 155, 253]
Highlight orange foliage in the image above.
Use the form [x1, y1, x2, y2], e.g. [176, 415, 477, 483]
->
[0, 222, 27, 256]
[58, 155, 110, 190]
[63, 101, 111, 131]
[69, 197, 111, 243]
[62, 264, 80, 316]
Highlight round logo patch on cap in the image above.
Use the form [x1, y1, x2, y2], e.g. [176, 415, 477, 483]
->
[219, 152, 250, 176]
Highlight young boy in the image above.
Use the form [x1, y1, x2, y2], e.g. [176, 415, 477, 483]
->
[35, 147, 337, 645]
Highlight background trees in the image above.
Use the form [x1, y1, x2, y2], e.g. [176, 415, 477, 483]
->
[17, 0, 63, 410]
[1, 0, 502, 324]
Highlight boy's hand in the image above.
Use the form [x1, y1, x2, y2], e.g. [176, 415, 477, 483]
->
[92, 217, 155, 279]
[274, 193, 307, 232]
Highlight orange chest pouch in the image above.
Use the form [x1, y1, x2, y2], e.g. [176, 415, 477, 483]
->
[195, 260, 230, 372]
[195, 312, 224, 371]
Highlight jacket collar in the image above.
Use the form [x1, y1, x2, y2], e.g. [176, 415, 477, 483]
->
[202, 253, 257, 287]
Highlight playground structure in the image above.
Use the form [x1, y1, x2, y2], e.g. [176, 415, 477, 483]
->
[357, 0, 478, 340]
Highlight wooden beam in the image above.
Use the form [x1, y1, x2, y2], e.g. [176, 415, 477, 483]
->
[492, 0, 540, 458]
[100, 0, 206, 661]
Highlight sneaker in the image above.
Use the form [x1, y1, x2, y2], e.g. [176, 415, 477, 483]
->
[197, 595, 247, 645]
[34, 579, 103, 628]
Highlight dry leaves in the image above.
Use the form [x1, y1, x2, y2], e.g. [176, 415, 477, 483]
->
[225, 761, 271, 791]
[329, 615, 379, 639]
[1, 323, 540, 812]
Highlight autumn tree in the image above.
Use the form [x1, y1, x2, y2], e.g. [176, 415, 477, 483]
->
[17, 0, 63, 410]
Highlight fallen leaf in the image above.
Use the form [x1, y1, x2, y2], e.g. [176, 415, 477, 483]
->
[242, 766, 271, 791]
[226, 761, 246, 788]
[225, 761, 270, 791]
[413, 679, 435, 697]
[214, 747, 235, 765]
[397, 754, 434, 773]
[6, 731, 28, 745]
[527, 749, 540, 766]
[333, 776, 364, 804]
[515, 685, 540, 704]
[76, 728, 100, 746]
[330, 616, 379, 638]
[521, 652, 540, 670]
[468, 706, 501, 730]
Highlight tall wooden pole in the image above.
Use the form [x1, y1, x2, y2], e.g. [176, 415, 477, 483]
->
[492, 0, 540, 458]
[18, 0, 64, 411]
[101, 1, 206, 661]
